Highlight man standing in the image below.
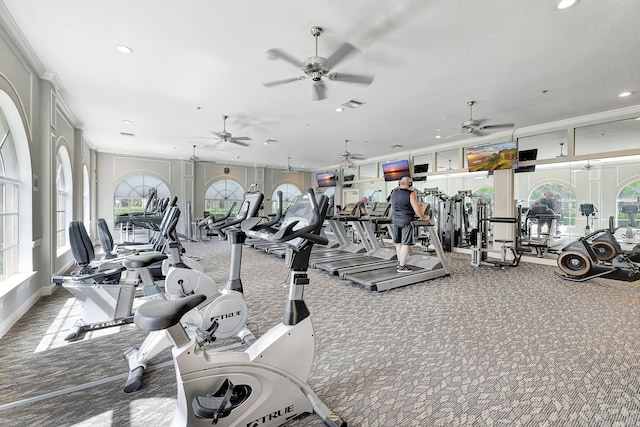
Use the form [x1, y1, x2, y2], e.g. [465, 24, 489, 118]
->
[355, 197, 368, 217]
[536, 191, 559, 235]
[390, 176, 430, 272]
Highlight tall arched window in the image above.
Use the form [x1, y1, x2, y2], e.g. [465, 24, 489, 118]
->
[617, 179, 640, 228]
[0, 108, 20, 280]
[114, 174, 171, 219]
[529, 182, 576, 227]
[55, 145, 73, 253]
[272, 183, 302, 212]
[205, 179, 244, 217]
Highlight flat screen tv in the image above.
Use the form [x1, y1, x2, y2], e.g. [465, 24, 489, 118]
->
[518, 149, 538, 161]
[515, 165, 536, 173]
[413, 163, 429, 174]
[316, 172, 336, 188]
[382, 159, 411, 182]
[466, 141, 518, 172]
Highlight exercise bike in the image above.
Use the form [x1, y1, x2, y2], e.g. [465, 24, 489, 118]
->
[133, 189, 346, 427]
[122, 191, 265, 393]
[52, 221, 139, 341]
[556, 217, 640, 282]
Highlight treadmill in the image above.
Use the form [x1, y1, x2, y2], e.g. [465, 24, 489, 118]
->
[314, 202, 397, 275]
[307, 203, 368, 267]
[341, 218, 450, 292]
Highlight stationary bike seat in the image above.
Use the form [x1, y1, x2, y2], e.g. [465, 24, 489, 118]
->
[134, 294, 207, 331]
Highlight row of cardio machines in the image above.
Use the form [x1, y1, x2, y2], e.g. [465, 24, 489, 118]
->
[308, 201, 450, 292]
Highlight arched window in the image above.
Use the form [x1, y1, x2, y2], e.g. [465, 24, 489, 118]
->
[272, 183, 302, 212]
[205, 179, 244, 217]
[362, 188, 381, 202]
[0, 108, 20, 280]
[617, 180, 640, 228]
[55, 146, 73, 253]
[529, 182, 576, 227]
[321, 186, 336, 199]
[113, 174, 171, 220]
[83, 165, 90, 230]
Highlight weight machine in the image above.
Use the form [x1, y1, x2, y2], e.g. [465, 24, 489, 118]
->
[470, 198, 527, 268]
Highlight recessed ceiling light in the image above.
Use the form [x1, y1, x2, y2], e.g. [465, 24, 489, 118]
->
[122, 119, 132, 125]
[116, 44, 134, 54]
[336, 107, 344, 112]
[435, 135, 442, 139]
[618, 91, 633, 97]
[557, 0, 579, 10]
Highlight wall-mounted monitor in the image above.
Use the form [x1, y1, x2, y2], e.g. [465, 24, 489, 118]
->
[316, 172, 337, 188]
[343, 174, 355, 182]
[518, 149, 538, 161]
[413, 163, 429, 174]
[466, 141, 518, 172]
[382, 159, 411, 182]
[514, 165, 536, 173]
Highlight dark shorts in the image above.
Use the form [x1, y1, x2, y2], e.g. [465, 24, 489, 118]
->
[393, 223, 414, 245]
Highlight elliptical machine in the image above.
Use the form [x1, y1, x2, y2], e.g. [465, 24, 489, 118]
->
[132, 189, 346, 427]
[556, 217, 640, 282]
[122, 191, 265, 393]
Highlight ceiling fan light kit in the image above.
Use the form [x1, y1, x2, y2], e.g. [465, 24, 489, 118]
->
[263, 25, 374, 101]
[446, 101, 514, 139]
[212, 115, 252, 147]
[338, 139, 366, 168]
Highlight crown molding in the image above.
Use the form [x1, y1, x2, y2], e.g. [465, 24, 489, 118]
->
[0, 1, 46, 79]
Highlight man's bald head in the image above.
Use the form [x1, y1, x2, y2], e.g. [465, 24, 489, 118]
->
[399, 176, 412, 188]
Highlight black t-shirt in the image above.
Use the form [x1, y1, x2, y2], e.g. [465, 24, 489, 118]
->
[540, 197, 556, 212]
[391, 188, 415, 226]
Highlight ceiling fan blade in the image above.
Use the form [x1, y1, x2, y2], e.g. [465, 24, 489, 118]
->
[263, 76, 304, 87]
[266, 48, 304, 68]
[311, 82, 327, 101]
[352, 155, 366, 160]
[231, 136, 251, 141]
[228, 139, 250, 147]
[323, 43, 359, 69]
[329, 72, 374, 86]
[480, 123, 515, 130]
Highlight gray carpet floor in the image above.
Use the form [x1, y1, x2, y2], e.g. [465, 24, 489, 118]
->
[2, 239, 640, 426]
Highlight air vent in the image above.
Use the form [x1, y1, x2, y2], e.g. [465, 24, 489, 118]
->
[391, 144, 403, 148]
[120, 132, 135, 137]
[340, 99, 364, 109]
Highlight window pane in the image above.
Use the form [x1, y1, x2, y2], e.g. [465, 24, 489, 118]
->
[205, 180, 244, 216]
[575, 117, 640, 156]
[0, 107, 21, 280]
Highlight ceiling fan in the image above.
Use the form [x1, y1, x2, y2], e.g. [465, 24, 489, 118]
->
[282, 156, 302, 173]
[446, 101, 514, 138]
[188, 144, 217, 165]
[204, 115, 252, 147]
[263, 26, 374, 101]
[338, 140, 366, 167]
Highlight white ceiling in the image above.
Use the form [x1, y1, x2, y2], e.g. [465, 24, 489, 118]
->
[1, 0, 639, 170]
